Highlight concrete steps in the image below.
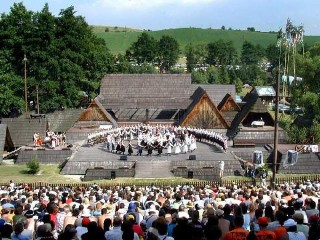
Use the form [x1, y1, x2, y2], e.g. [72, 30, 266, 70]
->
[134, 159, 174, 178]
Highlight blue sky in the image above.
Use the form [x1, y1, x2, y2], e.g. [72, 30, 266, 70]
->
[1, 0, 320, 35]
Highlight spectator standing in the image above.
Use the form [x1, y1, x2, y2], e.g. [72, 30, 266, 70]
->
[105, 216, 122, 240]
[224, 215, 249, 240]
[255, 217, 276, 240]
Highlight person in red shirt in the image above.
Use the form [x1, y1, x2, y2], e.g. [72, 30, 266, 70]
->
[255, 217, 277, 240]
[224, 215, 249, 240]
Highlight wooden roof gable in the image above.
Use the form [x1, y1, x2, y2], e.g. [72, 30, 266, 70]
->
[217, 93, 241, 112]
[77, 98, 118, 126]
[180, 88, 229, 129]
[191, 84, 236, 105]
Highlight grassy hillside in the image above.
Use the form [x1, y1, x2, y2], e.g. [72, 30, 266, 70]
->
[95, 27, 320, 55]
[92, 25, 142, 33]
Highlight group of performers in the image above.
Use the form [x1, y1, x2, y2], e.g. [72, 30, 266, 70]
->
[45, 130, 66, 149]
[87, 124, 228, 156]
[33, 130, 66, 149]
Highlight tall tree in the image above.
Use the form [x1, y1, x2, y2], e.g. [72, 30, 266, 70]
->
[185, 43, 207, 72]
[127, 32, 158, 65]
[0, 3, 113, 116]
[266, 43, 281, 71]
[157, 35, 180, 73]
[0, 2, 33, 74]
[241, 40, 261, 65]
[207, 40, 236, 66]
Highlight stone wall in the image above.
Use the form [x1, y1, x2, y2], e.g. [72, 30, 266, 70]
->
[16, 149, 71, 165]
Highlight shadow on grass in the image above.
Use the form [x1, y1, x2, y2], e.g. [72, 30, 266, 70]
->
[19, 169, 32, 174]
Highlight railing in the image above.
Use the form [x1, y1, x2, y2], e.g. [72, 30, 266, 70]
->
[3, 147, 22, 159]
[3, 174, 320, 190]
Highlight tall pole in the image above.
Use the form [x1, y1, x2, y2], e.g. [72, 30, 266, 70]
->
[23, 54, 28, 118]
[36, 85, 39, 114]
[272, 44, 281, 189]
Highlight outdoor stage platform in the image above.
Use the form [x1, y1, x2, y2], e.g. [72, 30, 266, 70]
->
[60, 139, 257, 180]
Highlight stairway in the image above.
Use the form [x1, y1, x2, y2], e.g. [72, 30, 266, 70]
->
[134, 159, 174, 178]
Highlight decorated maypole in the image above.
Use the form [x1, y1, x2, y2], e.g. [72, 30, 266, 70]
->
[281, 18, 304, 97]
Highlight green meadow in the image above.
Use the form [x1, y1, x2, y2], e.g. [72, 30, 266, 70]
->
[93, 27, 320, 55]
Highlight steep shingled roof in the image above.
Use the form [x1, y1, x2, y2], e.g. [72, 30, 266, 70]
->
[46, 109, 84, 132]
[191, 84, 236, 106]
[99, 74, 192, 109]
[1, 118, 47, 147]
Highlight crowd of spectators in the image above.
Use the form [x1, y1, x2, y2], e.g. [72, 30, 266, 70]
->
[1, 179, 320, 239]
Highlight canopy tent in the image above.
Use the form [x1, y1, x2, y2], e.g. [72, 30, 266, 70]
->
[282, 75, 302, 85]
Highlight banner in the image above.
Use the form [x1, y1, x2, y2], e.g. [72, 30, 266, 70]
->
[283, 150, 298, 168]
[252, 150, 263, 166]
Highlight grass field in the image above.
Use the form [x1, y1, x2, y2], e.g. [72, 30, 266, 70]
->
[0, 164, 78, 185]
[94, 27, 320, 55]
[0, 163, 317, 187]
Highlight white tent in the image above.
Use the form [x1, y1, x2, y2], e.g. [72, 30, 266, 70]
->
[282, 75, 303, 85]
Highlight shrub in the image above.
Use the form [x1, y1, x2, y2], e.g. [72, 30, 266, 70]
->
[26, 157, 40, 174]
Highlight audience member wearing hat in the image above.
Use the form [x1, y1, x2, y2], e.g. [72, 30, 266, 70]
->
[215, 209, 230, 239]
[125, 213, 144, 239]
[256, 217, 276, 240]
[144, 204, 159, 230]
[284, 218, 307, 240]
[123, 202, 142, 225]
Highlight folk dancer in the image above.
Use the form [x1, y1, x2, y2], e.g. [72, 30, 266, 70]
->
[182, 135, 189, 154]
[116, 140, 121, 154]
[51, 133, 57, 149]
[189, 135, 197, 152]
[33, 132, 39, 147]
[147, 144, 153, 157]
[127, 140, 133, 156]
[174, 141, 181, 154]
[137, 141, 143, 156]
[120, 140, 126, 155]
[166, 140, 173, 156]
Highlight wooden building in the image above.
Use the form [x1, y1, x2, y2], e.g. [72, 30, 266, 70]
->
[95, 74, 236, 127]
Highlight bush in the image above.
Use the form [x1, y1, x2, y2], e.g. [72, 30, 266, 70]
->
[26, 157, 40, 174]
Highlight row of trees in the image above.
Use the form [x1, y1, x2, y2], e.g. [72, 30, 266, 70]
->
[0, 3, 112, 116]
[1, 2, 320, 135]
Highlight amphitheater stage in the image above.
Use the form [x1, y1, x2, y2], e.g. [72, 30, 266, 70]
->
[60, 139, 265, 180]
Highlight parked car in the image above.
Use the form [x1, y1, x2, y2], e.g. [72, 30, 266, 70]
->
[272, 104, 290, 112]
[271, 104, 303, 114]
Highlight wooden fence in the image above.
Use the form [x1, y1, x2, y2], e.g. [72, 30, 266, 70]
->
[2, 174, 320, 190]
